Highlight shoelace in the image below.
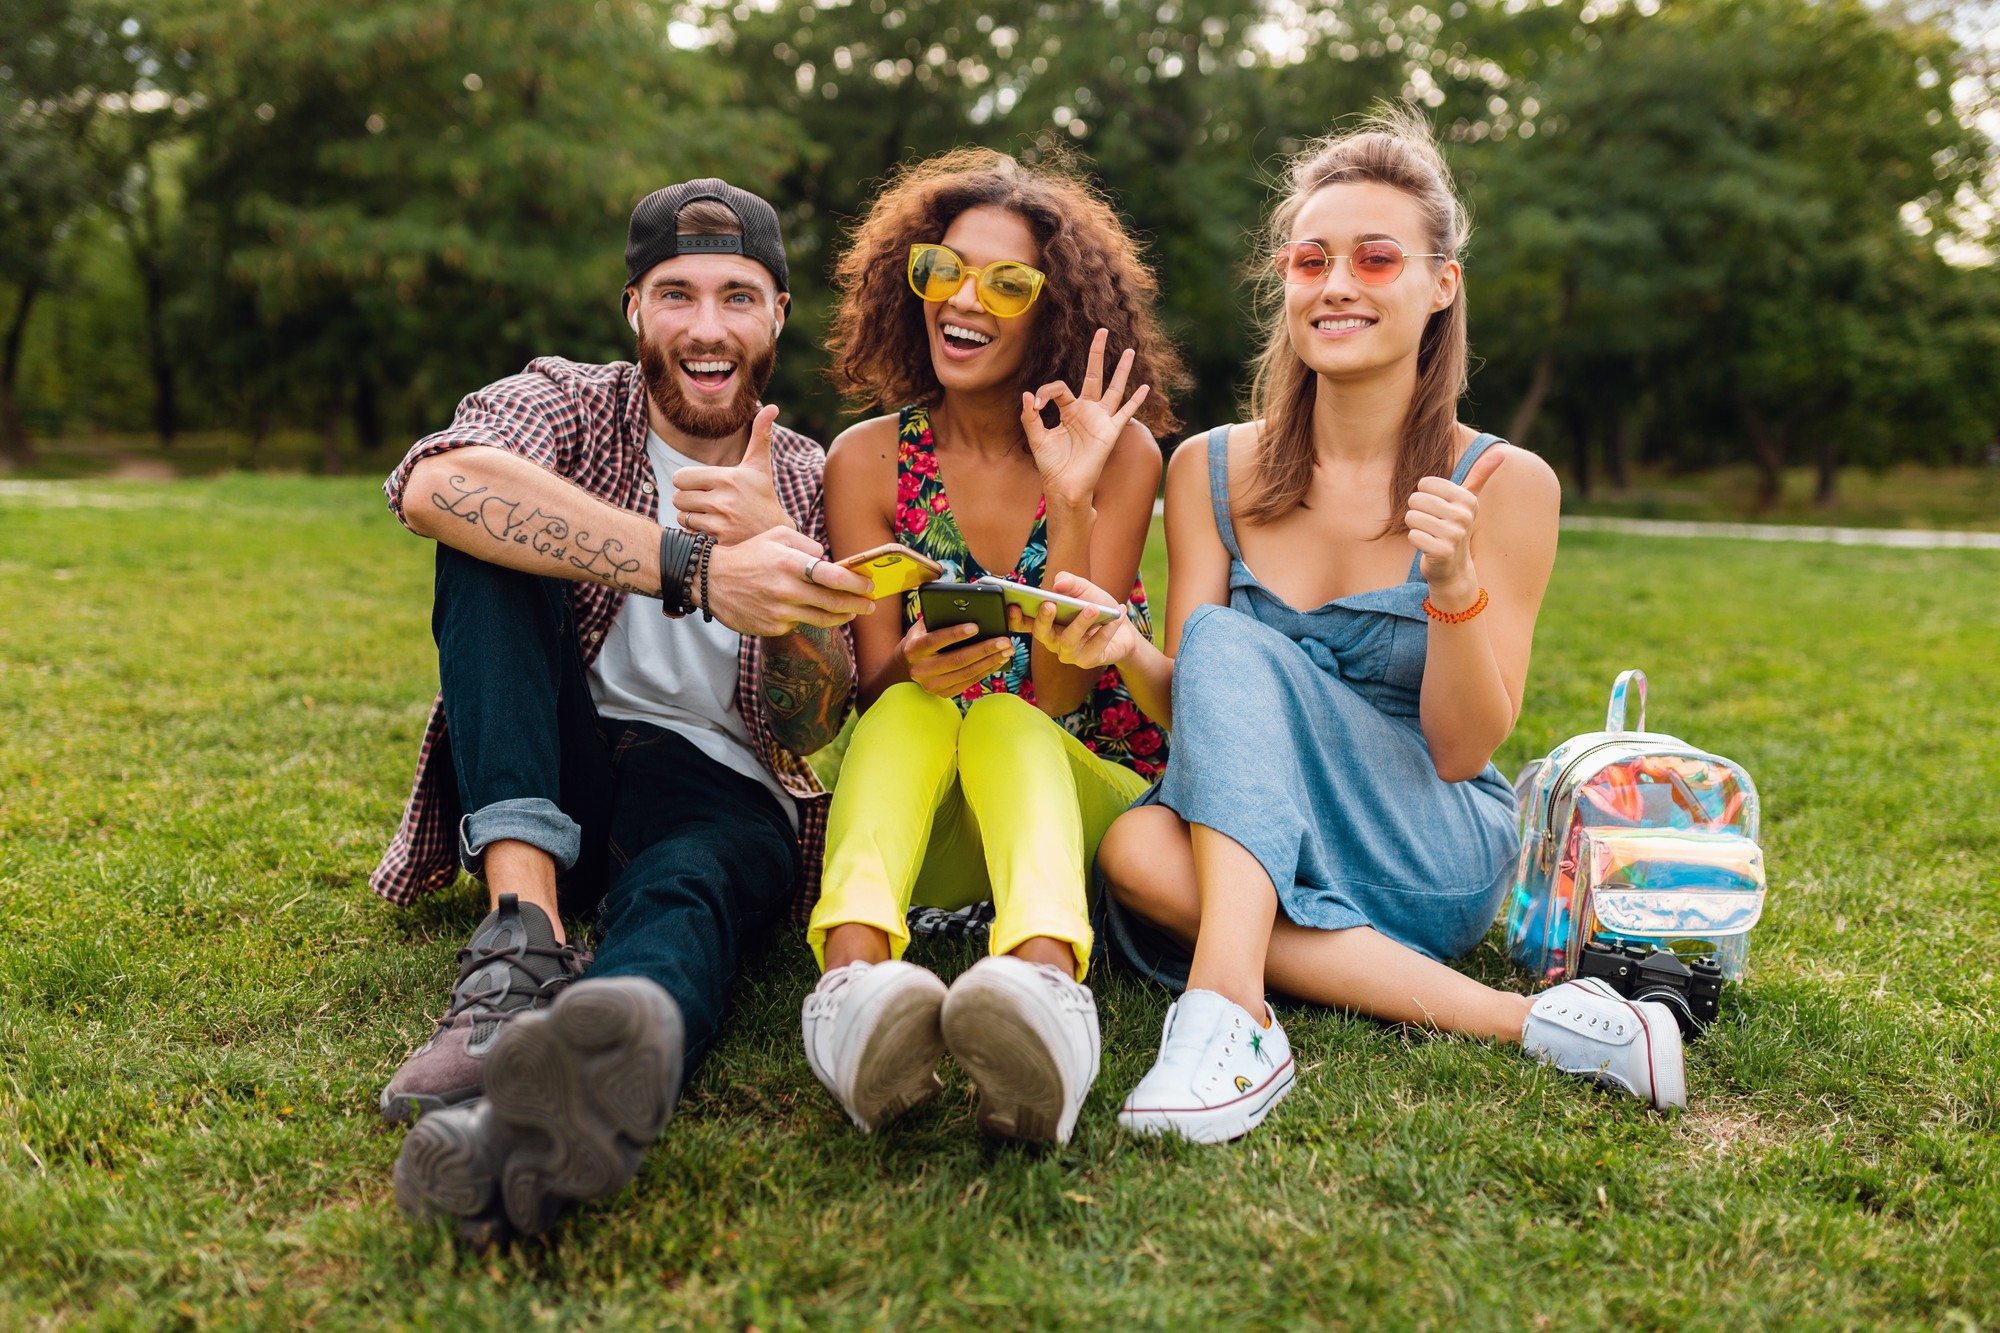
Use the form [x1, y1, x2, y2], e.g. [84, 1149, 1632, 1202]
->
[441, 938, 589, 1024]
[802, 965, 861, 1021]
[1027, 962, 1096, 1014]
[1214, 1015, 1242, 1073]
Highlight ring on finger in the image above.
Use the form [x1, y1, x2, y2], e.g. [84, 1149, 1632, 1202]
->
[802, 556, 820, 584]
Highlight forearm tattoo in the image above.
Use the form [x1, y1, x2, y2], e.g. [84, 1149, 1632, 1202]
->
[762, 624, 854, 756]
[430, 473, 645, 593]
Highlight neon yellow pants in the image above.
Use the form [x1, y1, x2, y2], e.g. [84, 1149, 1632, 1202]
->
[809, 683, 1152, 978]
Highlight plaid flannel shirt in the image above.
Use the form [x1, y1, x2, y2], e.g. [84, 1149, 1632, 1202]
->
[371, 356, 846, 924]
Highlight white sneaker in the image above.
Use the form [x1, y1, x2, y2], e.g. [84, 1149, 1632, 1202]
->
[1522, 977, 1687, 1110]
[801, 960, 948, 1133]
[938, 955, 1100, 1144]
[1117, 989, 1295, 1143]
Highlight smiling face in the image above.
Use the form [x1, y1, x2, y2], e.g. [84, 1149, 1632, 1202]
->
[923, 204, 1042, 396]
[1282, 181, 1459, 384]
[629, 252, 787, 440]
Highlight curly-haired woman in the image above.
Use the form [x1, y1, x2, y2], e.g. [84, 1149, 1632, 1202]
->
[1020, 108, 1689, 1143]
[799, 148, 1187, 1144]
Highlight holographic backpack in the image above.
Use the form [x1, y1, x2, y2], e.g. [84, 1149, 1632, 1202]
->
[1505, 670, 1765, 985]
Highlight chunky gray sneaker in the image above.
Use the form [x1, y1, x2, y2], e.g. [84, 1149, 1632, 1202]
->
[393, 976, 684, 1242]
[379, 894, 590, 1123]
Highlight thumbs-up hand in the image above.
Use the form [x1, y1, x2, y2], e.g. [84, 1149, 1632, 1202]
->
[1405, 445, 1507, 610]
[672, 403, 795, 544]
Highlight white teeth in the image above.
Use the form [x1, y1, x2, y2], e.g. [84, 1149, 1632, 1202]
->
[941, 324, 993, 346]
[682, 360, 735, 374]
[1314, 317, 1374, 332]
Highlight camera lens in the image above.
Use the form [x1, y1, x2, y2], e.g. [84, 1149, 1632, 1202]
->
[1628, 981, 1699, 1039]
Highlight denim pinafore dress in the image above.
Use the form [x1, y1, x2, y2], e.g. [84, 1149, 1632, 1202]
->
[1101, 426, 1520, 988]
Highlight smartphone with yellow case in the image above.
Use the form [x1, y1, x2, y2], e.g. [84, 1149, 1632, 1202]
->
[838, 542, 945, 599]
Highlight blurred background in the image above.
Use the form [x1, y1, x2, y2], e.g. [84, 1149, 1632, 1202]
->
[3, 0, 1997, 517]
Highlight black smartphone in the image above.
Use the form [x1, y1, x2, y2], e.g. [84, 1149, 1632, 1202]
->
[917, 582, 1010, 641]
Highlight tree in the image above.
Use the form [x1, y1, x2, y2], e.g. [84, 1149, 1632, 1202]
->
[0, 0, 138, 467]
[157, 0, 799, 467]
[1457, 0, 1986, 505]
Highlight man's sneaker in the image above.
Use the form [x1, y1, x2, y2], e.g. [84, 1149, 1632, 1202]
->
[802, 960, 949, 1133]
[393, 976, 684, 1242]
[939, 955, 1101, 1144]
[1117, 989, 1295, 1144]
[380, 894, 590, 1123]
[1521, 977, 1687, 1110]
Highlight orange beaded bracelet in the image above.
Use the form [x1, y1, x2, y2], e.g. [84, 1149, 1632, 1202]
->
[1422, 586, 1489, 624]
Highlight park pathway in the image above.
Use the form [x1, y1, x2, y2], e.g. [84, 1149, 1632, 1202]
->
[1141, 497, 2000, 549]
[1556, 515, 2000, 549]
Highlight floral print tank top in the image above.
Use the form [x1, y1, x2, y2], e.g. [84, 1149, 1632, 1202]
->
[892, 404, 1170, 780]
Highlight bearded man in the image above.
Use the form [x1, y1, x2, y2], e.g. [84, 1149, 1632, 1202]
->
[371, 180, 877, 1242]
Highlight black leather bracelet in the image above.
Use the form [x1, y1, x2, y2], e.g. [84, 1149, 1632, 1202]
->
[658, 527, 697, 618]
[696, 535, 716, 623]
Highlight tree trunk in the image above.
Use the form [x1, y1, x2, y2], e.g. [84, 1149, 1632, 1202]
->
[1507, 350, 1556, 451]
[1741, 407, 1788, 511]
[1608, 407, 1635, 492]
[0, 280, 43, 470]
[1815, 435, 1839, 509]
[353, 370, 384, 451]
[1562, 400, 1593, 500]
[320, 390, 344, 476]
[137, 254, 177, 446]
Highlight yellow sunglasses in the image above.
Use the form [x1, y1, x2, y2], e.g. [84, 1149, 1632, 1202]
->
[907, 243, 1046, 318]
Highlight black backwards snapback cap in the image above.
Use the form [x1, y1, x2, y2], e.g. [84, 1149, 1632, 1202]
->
[622, 178, 789, 314]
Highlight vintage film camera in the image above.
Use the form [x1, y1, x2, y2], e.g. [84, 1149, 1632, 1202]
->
[1575, 937, 1724, 1039]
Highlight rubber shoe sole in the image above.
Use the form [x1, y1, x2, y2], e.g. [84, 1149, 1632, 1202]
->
[940, 972, 1074, 1144]
[379, 1082, 480, 1125]
[842, 971, 948, 1133]
[1117, 1061, 1297, 1145]
[392, 977, 684, 1240]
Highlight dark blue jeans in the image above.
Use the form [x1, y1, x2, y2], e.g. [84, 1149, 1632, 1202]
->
[427, 544, 799, 1076]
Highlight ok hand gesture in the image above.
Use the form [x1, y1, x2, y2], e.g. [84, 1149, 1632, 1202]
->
[1019, 328, 1151, 512]
[1405, 447, 1506, 610]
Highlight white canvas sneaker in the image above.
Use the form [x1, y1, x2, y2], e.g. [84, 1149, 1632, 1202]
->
[938, 954, 1101, 1144]
[1117, 989, 1296, 1144]
[1521, 977, 1687, 1110]
[801, 960, 949, 1133]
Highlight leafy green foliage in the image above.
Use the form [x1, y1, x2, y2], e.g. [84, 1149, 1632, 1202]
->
[2, 0, 1996, 494]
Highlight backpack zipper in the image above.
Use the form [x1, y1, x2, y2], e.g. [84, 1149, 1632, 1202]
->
[1536, 737, 1745, 872]
[1535, 737, 1641, 872]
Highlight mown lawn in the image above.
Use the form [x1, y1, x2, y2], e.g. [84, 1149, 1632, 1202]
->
[1, 474, 1996, 1331]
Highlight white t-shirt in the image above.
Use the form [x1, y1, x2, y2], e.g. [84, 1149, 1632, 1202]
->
[587, 431, 798, 829]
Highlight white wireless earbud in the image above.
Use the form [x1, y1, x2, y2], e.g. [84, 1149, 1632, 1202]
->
[628, 305, 640, 334]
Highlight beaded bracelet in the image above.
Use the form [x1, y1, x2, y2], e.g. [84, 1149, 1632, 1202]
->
[695, 535, 716, 623]
[1422, 586, 1489, 624]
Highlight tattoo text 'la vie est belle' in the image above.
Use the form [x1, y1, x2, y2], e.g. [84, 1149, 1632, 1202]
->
[431, 475, 644, 592]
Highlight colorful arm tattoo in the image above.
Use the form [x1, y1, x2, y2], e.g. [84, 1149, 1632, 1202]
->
[761, 624, 854, 756]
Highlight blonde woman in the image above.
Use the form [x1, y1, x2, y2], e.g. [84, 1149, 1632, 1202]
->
[1023, 109, 1689, 1142]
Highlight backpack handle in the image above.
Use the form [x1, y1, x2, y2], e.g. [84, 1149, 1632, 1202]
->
[1606, 669, 1648, 732]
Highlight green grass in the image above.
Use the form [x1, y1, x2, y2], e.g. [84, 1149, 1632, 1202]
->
[2, 475, 1997, 1331]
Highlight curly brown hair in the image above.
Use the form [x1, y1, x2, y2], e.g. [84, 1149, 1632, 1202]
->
[826, 146, 1186, 434]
